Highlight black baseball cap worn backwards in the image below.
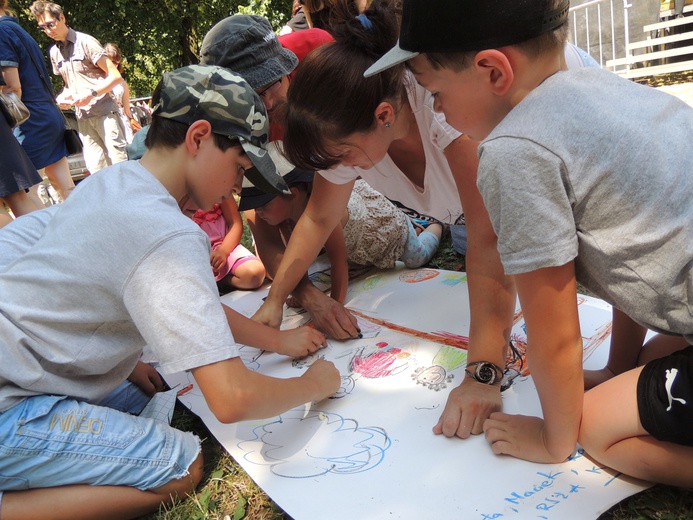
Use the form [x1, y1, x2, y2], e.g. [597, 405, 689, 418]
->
[364, 0, 570, 77]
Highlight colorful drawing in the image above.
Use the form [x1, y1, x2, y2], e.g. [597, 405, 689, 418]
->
[350, 341, 413, 379]
[399, 269, 439, 283]
[440, 272, 467, 286]
[355, 274, 387, 293]
[236, 409, 391, 478]
[351, 309, 469, 350]
[412, 344, 468, 391]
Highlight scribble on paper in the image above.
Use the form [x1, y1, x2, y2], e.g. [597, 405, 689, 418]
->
[236, 408, 391, 478]
[412, 344, 468, 391]
[350, 341, 413, 379]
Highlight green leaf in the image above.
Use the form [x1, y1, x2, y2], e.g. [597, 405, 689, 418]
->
[232, 495, 247, 520]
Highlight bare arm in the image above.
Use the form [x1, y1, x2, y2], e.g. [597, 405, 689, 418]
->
[484, 262, 584, 463]
[210, 199, 244, 273]
[252, 175, 360, 338]
[72, 56, 122, 107]
[120, 80, 134, 119]
[1, 66, 21, 97]
[245, 208, 338, 313]
[324, 223, 349, 304]
[434, 135, 516, 438]
[218, 199, 243, 255]
[222, 303, 326, 358]
[192, 356, 340, 423]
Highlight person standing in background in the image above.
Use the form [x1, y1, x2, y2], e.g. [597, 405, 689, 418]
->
[0, 76, 42, 228]
[0, 0, 73, 202]
[30, 1, 127, 175]
[104, 42, 141, 144]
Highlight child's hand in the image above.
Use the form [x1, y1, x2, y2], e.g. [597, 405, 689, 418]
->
[276, 326, 327, 358]
[301, 358, 341, 401]
[209, 249, 228, 272]
[433, 377, 502, 438]
[483, 412, 570, 463]
[252, 299, 284, 330]
[127, 361, 165, 397]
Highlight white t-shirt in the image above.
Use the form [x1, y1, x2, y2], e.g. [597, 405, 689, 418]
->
[0, 161, 239, 411]
[320, 77, 464, 227]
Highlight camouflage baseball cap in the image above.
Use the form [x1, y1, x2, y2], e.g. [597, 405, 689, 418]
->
[152, 64, 288, 194]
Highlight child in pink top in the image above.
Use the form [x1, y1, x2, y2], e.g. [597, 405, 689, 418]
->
[185, 197, 266, 291]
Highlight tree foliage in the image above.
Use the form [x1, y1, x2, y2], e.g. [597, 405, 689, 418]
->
[10, 0, 293, 97]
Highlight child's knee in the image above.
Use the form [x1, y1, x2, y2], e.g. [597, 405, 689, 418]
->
[236, 260, 266, 288]
[154, 451, 204, 503]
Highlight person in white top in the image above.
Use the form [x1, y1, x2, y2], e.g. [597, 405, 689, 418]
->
[251, 0, 476, 340]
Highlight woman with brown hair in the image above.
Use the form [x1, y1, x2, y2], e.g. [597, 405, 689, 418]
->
[251, 0, 480, 339]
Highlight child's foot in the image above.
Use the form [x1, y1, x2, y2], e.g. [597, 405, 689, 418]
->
[584, 366, 616, 390]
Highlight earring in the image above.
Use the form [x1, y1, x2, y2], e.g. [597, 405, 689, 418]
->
[385, 123, 391, 128]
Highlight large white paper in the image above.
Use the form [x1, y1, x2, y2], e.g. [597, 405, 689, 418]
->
[166, 267, 650, 520]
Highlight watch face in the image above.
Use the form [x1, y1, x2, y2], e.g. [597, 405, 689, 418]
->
[475, 362, 499, 384]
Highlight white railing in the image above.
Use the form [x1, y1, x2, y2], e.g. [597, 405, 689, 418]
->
[570, 0, 693, 78]
[569, 0, 632, 71]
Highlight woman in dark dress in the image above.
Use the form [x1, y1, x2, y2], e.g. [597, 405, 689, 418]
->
[0, 1, 74, 202]
[0, 76, 42, 227]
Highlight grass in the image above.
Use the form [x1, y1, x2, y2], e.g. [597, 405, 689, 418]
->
[138, 232, 693, 520]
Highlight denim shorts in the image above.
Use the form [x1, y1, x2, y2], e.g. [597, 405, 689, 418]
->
[0, 394, 200, 493]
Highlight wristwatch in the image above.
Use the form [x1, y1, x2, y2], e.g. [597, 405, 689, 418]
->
[465, 361, 503, 385]
[90, 88, 98, 98]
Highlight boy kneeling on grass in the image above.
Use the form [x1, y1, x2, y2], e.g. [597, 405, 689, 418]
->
[366, 0, 693, 486]
[0, 64, 340, 520]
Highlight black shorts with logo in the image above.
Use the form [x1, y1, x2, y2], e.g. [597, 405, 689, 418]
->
[637, 344, 693, 446]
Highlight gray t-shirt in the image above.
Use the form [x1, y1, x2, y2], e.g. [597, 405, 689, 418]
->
[478, 67, 693, 340]
[0, 161, 239, 411]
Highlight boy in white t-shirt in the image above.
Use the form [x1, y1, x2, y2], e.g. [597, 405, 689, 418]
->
[0, 64, 340, 520]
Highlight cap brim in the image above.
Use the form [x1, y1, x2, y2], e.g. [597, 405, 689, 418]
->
[240, 139, 290, 194]
[364, 42, 419, 78]
[239, 187, 277, 211]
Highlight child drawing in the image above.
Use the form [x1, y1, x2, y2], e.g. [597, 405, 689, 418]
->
[349, 341, 413, 379]
[412, 344, 467, 391]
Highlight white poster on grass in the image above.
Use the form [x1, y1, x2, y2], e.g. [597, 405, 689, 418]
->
[166, 266, 650, 520]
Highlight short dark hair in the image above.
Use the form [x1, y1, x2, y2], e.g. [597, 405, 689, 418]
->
[144, 79, 240, 151]
[29, 1, 63, 19]
[283, 0, 405, 170]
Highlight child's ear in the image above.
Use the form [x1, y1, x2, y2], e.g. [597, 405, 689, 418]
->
[473, 49, 514, 96]
[186, 120, 214, 154]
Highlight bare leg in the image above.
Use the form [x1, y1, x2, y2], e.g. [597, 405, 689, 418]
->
[0, 200, 13, 228]
[580, 367, 693, 487]
[44, 156, 75, 200]
[637, 334, 688, 366]
[3, 188, 42, 218]
[585, 308, 647, 389]
[1, 451, 204, 520]
[224, 259, 266, 290]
